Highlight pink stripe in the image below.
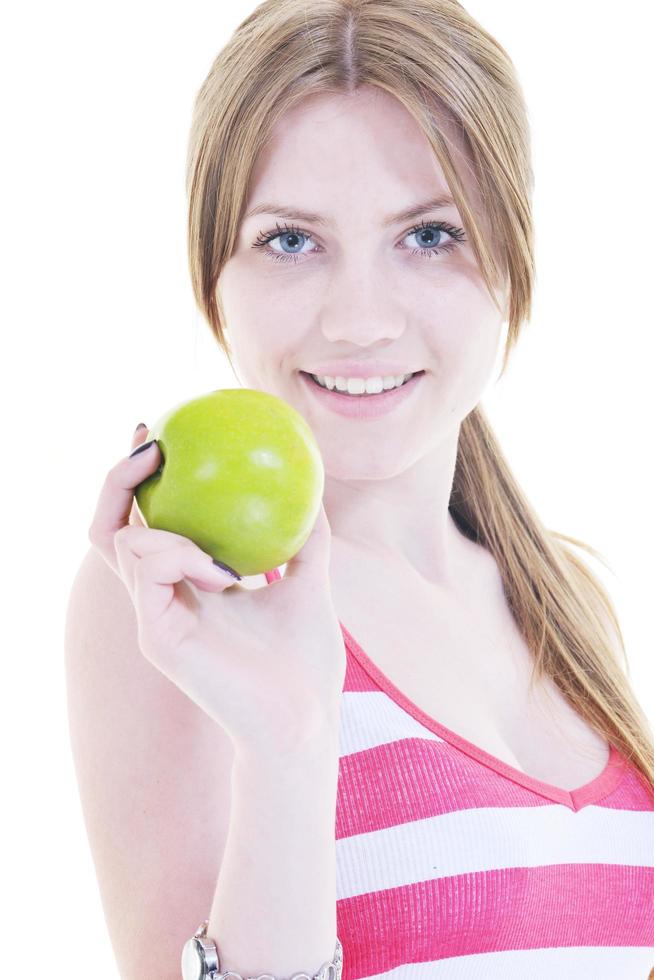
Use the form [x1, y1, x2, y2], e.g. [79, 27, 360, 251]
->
[335, 736, 641, 840]
[336, 864, 654, 978]
[605, 766, 654, 810]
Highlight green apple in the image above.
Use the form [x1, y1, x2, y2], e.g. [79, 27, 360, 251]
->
[134, 388, 324, 577]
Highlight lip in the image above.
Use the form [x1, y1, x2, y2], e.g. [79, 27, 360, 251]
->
[302, 360, 423, 379]
[299, 370, 425, 419]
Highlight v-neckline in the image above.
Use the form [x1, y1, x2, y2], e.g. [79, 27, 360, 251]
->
[263, 566, 627, 812]
[339, 621, 627, 813]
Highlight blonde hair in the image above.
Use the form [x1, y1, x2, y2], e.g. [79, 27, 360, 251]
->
[184, 0, 654, 800]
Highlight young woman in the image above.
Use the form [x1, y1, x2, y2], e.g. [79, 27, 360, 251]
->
[66, 1, 654, 977]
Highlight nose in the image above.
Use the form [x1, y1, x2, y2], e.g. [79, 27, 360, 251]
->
[318, 260, 408, 346]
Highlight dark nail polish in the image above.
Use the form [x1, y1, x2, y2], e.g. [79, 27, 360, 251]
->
[212, 558, 242, 580]
[129, 439, 156, 458]
[134, 422, 147, 435]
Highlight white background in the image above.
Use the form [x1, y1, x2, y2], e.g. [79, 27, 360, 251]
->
[2, 1, 652, 976]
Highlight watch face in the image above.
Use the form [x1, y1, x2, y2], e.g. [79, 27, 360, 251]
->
[181, 937, 204, 980]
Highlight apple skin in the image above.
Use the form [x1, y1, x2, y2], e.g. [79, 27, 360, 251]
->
[134, 388, 325, 577]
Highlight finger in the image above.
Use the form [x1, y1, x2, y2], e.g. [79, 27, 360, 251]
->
[113, 524, 241, 598]
[113, 523, 207, 596]
[131, 422, 149, 451]
[88, 431, 161, 573]
[132, 545, 240, 645]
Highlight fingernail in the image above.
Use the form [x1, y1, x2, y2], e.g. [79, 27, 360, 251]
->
[212, 558, 242, 580]
[134, 422, 147, 435]
[129, 439, 156, 458]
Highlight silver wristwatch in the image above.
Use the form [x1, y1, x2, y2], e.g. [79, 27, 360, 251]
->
[181, 920, 219, 980]
[181, 919, 343, 980]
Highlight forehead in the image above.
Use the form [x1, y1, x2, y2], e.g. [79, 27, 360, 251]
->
[245, 85, 480, 220]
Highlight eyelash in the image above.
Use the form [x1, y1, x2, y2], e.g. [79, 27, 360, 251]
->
[250, 217, 467, 265]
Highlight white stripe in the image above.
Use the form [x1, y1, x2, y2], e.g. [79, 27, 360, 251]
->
[340, 690, 444, 756]
[353, 945, 654, 980]
[336, 803, 654, 899]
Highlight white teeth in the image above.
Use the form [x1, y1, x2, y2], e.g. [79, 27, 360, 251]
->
[311, 373, 414, 394]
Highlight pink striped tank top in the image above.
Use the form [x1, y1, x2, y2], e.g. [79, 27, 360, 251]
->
[264, 566, 654, 979]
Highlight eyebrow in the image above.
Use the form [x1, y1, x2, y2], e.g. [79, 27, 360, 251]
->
[243, 195, 457, 228]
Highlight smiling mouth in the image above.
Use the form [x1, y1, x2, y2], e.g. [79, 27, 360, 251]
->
[300, 370, 425, 396]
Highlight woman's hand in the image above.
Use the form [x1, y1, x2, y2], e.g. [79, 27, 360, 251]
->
[87, 424, 345, 752]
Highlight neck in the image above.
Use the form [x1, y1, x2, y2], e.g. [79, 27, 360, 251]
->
[322, 426, 477, 593]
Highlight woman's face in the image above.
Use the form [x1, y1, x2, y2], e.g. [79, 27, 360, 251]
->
[217, 85, 508, 481]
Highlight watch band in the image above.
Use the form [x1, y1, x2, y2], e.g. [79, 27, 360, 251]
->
[181, 919, 343, 980]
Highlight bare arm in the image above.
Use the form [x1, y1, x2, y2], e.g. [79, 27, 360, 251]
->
[74, 424, 346, 979]
[207, 729, 341, 979]
[66, 545, 342, 980]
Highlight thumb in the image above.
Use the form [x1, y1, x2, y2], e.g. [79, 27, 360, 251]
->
[282, 499, 332, 584]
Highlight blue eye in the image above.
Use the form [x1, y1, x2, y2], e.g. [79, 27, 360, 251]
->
[402, 219, 466, 258]
[253, 222, 311, 262]
[251, 218, 466, 264]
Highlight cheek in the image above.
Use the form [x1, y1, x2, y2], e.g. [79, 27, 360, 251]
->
[445, 321, 502, 391]
[218, 287, 308, 392]
[425, 286, 503, 397]
[218, 265, 276, 361]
